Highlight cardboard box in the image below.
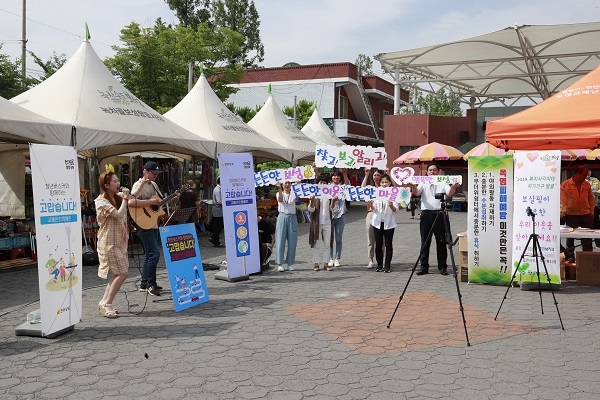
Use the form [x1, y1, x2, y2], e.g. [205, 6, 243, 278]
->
[458, 251, 468, 282]
[457, 233, 468, 252]
[576, 251, 600, 285]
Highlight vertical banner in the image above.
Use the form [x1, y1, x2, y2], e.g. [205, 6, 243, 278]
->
[512, 151, 561, 284]
[218, 153, 260, 278]
[160, 223, 209, 312]
[467, 155, 514, 284]
[30, 144, 82, 336]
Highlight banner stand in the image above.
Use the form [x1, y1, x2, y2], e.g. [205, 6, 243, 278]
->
[214, 269, 249, 282]
[15, 322, 74, 339]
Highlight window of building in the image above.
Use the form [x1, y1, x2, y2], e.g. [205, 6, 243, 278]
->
[381, 110, 389, 125]
[339, 96, 348, 119]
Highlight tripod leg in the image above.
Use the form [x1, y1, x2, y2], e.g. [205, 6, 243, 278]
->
[495, 234, 534, 320]
[533, 237, 565, 330]
[387, 212, 441, 328]
[441, 209, 470, 346]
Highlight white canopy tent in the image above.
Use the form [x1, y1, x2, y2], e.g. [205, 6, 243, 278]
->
[301, 108, 345, 146]
[164, 73, 292, 162]
[247, 95, 316, 163]
[11, 41, 217, 160]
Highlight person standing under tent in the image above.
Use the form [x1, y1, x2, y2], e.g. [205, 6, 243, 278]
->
[95, 169, 131, 318]
[209, 177, 224, 247]
[131, 161, 164, 296]
[275, 180, 298, 272]
[561, 165, 595, 259]
[362, 167, 382, 268]
[409, 162, 460, 276]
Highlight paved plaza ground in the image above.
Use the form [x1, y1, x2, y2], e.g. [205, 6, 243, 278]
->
[1, 203, 600, 399]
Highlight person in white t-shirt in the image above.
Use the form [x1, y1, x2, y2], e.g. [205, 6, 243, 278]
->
[369, 174, 399, 273]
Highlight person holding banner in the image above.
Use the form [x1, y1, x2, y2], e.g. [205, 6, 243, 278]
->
[275, 180, 299, 272]
[370, 174, 399, 273]
[362, 168, 382, 268]
[328, 169, 349, 268]
[409, 162, 460, 276]
[95, 169, 130, 319]
[308, 174, 333, 271]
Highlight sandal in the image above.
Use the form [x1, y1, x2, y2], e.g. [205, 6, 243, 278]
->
[98, 302, 119, 315]
[100, 304, 119, 319]
[314, 264, 320, 271]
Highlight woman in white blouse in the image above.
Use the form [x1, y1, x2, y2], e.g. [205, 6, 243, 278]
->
[370, 174, 398, 273]
[275, 180, 298, 272]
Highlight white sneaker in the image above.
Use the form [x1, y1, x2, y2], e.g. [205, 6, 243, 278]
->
[366, 261, 374, 269]
[287, 265, 294, 271]
[334, 259, 340, 267]
[277, 265, 285, 272]
[328, 259, 334, 267]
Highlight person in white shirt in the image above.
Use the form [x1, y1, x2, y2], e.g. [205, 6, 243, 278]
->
[408, 162, 460, 276]
[308, 174, 334, 271]
[370, 174, 399, 273]
[275, 180, 298, 272]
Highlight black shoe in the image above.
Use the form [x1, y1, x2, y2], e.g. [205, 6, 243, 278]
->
[375, 266, 383, 272]
[147, 284, 161, 296]
[416, 268, 429, 275]
[139, 282, 147, 292]
[384, 266, 391, 273]
[440, 268, 449, 275]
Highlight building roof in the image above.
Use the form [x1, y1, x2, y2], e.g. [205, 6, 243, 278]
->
[375, 22, 600, 106]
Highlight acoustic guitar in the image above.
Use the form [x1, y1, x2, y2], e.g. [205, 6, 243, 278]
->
[128, 184, 190, 230]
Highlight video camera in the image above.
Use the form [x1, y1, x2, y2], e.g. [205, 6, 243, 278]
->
[435, 193, 446, 200]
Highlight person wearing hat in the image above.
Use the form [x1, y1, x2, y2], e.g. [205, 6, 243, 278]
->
[131, 161, 164, 296]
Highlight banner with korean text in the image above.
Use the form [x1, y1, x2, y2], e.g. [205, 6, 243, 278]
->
[219, 153, 260, 278]
[160, 223, 209, 312]
[30, 144, 82, 336]
[511, 151, 561, 284]
[467, 155, 514, 285]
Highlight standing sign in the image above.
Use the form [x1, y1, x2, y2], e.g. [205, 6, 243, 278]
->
[218, 153, 260, 278]
[467, 155, 514, 285]
[511, 151, 561, 284]
[159, 223, 209, 312]
[30, 144, 82, 336]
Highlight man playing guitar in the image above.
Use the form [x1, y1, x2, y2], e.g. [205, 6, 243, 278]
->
[130, 161, 171, 296]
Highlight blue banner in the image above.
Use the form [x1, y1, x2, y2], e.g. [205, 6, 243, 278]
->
[160, 223, 209, 312]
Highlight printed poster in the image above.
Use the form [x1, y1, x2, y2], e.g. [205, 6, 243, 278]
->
[467, 155, 514, 285]
[219, 153, 260, 278]
[511, 151, 561, 284]
[30, 143, 82, 336]
[160, 223, 209, 312]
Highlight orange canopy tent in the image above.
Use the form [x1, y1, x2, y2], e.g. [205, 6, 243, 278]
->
[486, 65, 600, 150]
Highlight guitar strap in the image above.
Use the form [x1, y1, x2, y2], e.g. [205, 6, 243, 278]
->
[151, 181, 164, 199]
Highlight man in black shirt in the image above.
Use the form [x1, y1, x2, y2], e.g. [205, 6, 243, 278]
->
[257, 214, 276, 270]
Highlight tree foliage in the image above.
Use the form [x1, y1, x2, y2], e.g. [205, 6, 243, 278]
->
[105, 19, 244, 113]
[417, 88, 462, 117]
[355, 54, 373, 76]
[29, 51, 67, 82]
[0, 46, 27, 98]
[282, 99, 315, 129]
[164, 0, 264, 67]
[226, 103, 261, 123]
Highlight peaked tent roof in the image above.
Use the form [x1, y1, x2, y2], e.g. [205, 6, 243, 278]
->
[0, 96, 71, 145]
[301, 108, 345, 146]
[11, 41, 216, 159]
[164, 73, 292, 162]
[486, 65, 600, 150]
[247, 95, 316, 163]
[375, 22, 600, 106]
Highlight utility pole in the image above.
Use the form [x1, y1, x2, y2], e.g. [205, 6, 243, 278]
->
[293, 95, 297, 127]
[188, 61, 194, 92]
[21, 0, 27, 87]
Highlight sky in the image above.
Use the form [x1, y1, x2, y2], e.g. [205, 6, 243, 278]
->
[1, 0, 600, 80]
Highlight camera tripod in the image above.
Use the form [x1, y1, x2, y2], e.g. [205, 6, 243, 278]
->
[495, 207, 564, 330]
[388, 196, 471, 346]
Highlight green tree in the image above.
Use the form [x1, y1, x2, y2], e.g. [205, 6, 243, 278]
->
[164, 0, 264, 67]
[355, 53, 373, 76]
[417, 88, 462, 116]
[0, 46, 27, 98]
[282, 99, 315, 129]
[105, 19, 244, 113]
[226, 103, 261, 122]
[29, 51, 67, 82]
